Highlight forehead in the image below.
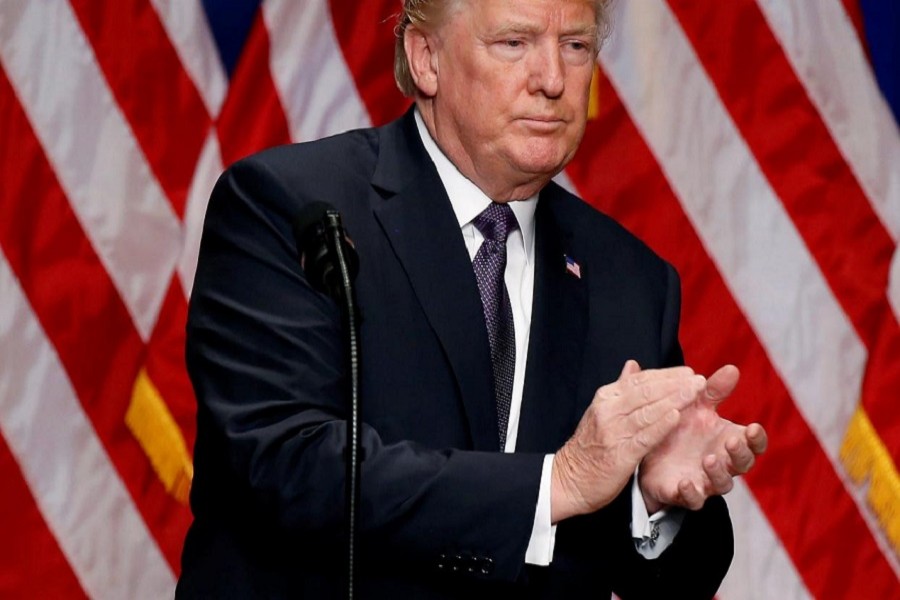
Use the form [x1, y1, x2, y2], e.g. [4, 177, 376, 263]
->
[451, 0, 598, 30]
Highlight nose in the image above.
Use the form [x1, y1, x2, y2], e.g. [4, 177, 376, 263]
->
[527, 41, 565, 98]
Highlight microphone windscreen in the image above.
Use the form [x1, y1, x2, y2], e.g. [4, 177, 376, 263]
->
[292, 201, 335, 248]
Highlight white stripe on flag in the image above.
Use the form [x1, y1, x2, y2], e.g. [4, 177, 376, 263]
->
[719, 481, 813, 600]
[601, 0, 900, 576]
[754, 0, 900, 240]
[148, 0, 228, 119]
[0, 255, 176, 599]
[0, 0, 181, 341]
[263, 0, 372, 142]
[180, 131, 224, 295]
[553, 170, 578, 196]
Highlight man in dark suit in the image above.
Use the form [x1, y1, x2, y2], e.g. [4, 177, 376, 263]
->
[178, 0, 767, 597]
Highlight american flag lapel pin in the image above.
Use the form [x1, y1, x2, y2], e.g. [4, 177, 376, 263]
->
[564, 254, 582, 279]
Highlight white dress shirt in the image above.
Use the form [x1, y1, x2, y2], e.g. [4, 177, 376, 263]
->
[414, 111, 680, 565]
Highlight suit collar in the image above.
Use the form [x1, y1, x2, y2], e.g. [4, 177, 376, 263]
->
[370, 108, 430, 197]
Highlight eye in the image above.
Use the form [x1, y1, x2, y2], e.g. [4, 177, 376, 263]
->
[489, 38, 528, 60]
[564, 39, 593, 53]
[561, 39, 595, 65]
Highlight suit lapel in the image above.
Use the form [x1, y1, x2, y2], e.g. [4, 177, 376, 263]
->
[516, 188, 589, 453]
[370, 112, 499, 451]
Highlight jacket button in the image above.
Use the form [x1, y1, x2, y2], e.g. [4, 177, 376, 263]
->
[480, 557, 494, 575]
[465, 556, 477, 574]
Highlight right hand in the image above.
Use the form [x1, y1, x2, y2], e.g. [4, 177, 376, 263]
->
[550, 360, 707, 522]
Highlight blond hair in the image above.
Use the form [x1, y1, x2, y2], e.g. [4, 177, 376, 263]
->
[393, 0, 612, 97]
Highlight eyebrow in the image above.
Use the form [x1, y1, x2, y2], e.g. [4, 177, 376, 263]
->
[488, 22, 598, 39]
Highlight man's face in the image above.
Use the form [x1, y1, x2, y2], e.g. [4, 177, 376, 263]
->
[428, 0, 597, 200]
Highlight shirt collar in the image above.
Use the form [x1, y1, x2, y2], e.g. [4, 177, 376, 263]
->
[414, 109, 538, 257]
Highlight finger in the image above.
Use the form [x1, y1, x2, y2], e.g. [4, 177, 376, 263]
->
[595, 360, 643, 402]
[622, 365, 696, 387]
[623, 378, 706, 434]
[704, 364, 740, 406]
[725, 436, 756, 474]
[618, 359, 642, 379]
[627, 393, 686, 432]
[622, 374, 707, 412]
[629, 409, 680, 458]
[703, 454, 734, 494]
[746, 423, 768, 454]
[597, 371, 704, 416]
[678, 478, 705, 511]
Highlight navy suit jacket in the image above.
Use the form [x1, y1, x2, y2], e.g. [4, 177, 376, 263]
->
[177, 110, 733, 598]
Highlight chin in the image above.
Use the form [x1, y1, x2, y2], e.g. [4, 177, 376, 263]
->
[514, 140, 574, 171]
[512, 153, 569, 179]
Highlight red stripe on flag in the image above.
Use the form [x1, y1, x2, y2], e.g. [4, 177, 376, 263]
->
[666, 0, 900, 461]
[328, 0, 411, 126]
[68, 0, 212, 219]
[566, 70, 899, 597]
[0, 66, 188, 572]
[145, 276, 197, 450]
[216, 10, 292, 166]
[0, 435, 87, 598]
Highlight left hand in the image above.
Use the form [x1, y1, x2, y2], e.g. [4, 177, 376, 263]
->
[638, 364, 768, 513]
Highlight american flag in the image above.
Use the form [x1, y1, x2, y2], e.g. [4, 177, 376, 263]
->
[565, 255, 582, 279]
[0, 1, 898, 597]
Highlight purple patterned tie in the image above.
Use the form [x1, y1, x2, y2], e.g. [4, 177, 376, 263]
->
[472, 203, 518, 450]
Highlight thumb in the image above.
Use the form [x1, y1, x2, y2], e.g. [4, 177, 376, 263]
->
[705, 364, 740, 405]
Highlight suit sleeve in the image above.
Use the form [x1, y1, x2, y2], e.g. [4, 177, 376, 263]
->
[186, 157, 544, 581]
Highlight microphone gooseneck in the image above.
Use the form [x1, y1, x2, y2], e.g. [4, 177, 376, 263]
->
[292, 202, 361, 600]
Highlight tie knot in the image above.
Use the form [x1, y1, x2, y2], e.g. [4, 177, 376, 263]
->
[473, 202, 519, 243]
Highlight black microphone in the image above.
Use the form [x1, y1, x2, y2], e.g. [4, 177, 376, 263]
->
[292, 201, 359, 301]
[292, 201, 361, 600]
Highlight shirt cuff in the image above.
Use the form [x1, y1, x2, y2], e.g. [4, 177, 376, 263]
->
[524, 454, 557, 565]
[630, 473, 685, 559]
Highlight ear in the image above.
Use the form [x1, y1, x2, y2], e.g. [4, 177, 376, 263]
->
[404, 25, 439, 97]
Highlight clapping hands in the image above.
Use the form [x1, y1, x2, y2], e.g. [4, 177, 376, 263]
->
[551, 360, 767, 522]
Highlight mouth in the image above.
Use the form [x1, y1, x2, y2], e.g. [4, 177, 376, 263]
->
[517, 117, 567, 132]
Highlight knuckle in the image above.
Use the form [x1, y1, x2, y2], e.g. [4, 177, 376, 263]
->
[637, 405, 653, 427]
[673, 366, 694, 377]
[740, 455, 755, 473]
[597, 383, 617, 400]
[634, 432, 650, 450]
